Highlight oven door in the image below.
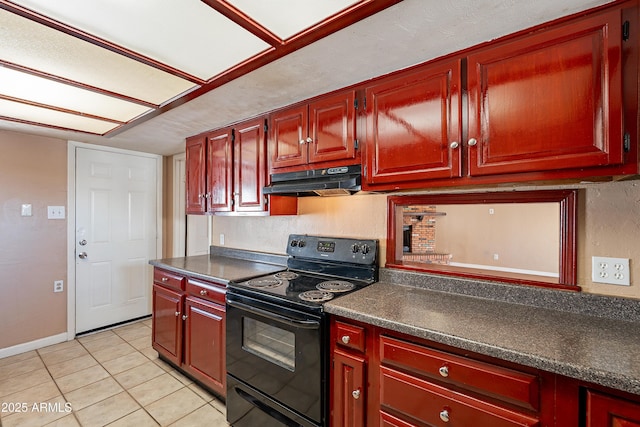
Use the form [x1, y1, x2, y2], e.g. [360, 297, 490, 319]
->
[226, 292, 326, 426]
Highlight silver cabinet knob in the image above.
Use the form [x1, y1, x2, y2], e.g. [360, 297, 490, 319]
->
[200, 289, 207, 296]
[79, 239, 87, 246]
[182, 315, 188, 320]
[78, 252, 88, 259]
[439, 366, 449, 377]
[439, 409, 450, 422]
[341, 335, 350, 344]
[299, 139, 306, 145]
[161, 277, 168, 282]
[468, 138, 478, 146]
[352, 389, 361, 399]
[449, 141, 459, 149]
[306, 137, 313, 143]
[175, 311, 180, 317]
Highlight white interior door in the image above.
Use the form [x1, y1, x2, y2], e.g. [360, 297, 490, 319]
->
[75, 147, 158, 333]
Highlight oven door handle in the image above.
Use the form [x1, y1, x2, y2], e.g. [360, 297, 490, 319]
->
[227, 299, 320, 329]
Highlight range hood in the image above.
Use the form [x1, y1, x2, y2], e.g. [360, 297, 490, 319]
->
[263, 165, 361, 197]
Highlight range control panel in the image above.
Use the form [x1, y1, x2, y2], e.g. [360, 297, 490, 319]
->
[287, 234, 378, 265]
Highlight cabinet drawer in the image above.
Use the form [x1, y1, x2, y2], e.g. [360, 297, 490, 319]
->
[335, 321, 366, 353]
[380, 366, 539, 427]
[153, 269, 185, 291]
[380, 335, 538, 411]
[186, 278, 226, 305]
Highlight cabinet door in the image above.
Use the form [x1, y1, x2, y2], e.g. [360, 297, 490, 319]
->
[309, 91, 357, 164]
[152, 284, 183, 366]
[206, 128, 233, 212]
[467, 9, 624, 176]
[270, 105, 308, 169]
[332, 349, 366, 427]
[234, 118, 267, 212]
[185, 135, 206, 214]
[365, 59, 462, 185]
[183, 296, 226, 397]
[587, 390, 640, 427]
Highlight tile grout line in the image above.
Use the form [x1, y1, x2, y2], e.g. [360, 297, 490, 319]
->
[37, 344, 84, 426]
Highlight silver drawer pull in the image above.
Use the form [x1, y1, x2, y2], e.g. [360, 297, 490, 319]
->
[352, 389, 361, 399]
[439, 409, 450, 422]
[161, 277, 168, 282]
[174, 311, 180, 317]
[200, 289, 207, 296]
[439, 366, 449, 377]
[182, 315, 188, 320]
[341, 335, 350, 344]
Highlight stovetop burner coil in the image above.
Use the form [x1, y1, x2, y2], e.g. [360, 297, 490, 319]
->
[246, 277, 283, 289]
[298, 290, 334, 302]
[316, 280, 355, 293]
[274, 271, 299, 280]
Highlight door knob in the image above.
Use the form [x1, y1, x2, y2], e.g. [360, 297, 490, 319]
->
[78, 252, 88, 259]
[79, 239, 87, 246]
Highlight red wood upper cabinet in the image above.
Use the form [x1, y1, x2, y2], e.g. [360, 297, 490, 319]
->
[185, 135, 207, 214]
[586, 390, 640, 426]
[364, 58, 463, 185]
[234, 118, 267, 212]
[467, 8, 624, 176]
[270, 90, 357, 170]
[207, 128, 233, 212]
[185, 130, 232, 214]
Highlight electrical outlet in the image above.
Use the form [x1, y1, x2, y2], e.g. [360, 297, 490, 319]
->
[592, 257, 630, 286]
[54, 280, 64, 293]
[219, 234, 225, 245]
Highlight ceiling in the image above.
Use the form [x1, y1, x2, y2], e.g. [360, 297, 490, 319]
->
[0, 0, 613, 156]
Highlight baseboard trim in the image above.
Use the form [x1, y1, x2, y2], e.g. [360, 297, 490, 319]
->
[0, 333, 69, 359]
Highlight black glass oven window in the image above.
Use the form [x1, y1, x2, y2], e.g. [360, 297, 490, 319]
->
[243, 317, 295, 371]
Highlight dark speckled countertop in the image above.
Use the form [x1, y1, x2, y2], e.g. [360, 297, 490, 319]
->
[324, 269, 640, 396]
[149, 247, 287, 284]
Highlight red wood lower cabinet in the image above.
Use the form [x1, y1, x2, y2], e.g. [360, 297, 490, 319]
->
[586, 390, 640, 427]
[151, 268, 227, 398]
[379, 366, 539, 426]
[183, 296, 226, 397]
[152, 284, 183, 366]
[333, 349, 366, 427]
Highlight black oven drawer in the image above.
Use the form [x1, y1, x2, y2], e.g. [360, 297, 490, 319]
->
[227, 374, 319, 427]
[226, 292, 326, 425]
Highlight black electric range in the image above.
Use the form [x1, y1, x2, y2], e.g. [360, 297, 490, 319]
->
[225, 234, 378, 427]
[227, 234, 378, 313]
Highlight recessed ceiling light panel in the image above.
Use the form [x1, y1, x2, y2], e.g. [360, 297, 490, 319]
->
[12, 0, 272, 81]
[227, 0, 362, 39]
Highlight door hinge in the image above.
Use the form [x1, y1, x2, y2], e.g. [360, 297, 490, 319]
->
[354, 139, 359, 149]
[624, 132, 631, 152]
[354, 98, 359, 110]
[623, 20, 630, 41]
[231, 129, 235, 143]
[264, 120, 268, 133]
[363, 96, 366, 110]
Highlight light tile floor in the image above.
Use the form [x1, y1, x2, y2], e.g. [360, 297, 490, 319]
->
[0, 319, 229, 427]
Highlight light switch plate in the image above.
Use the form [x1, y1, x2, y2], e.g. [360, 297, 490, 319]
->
[21, 204, 32, 217]
[47, 206, 65, 219]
